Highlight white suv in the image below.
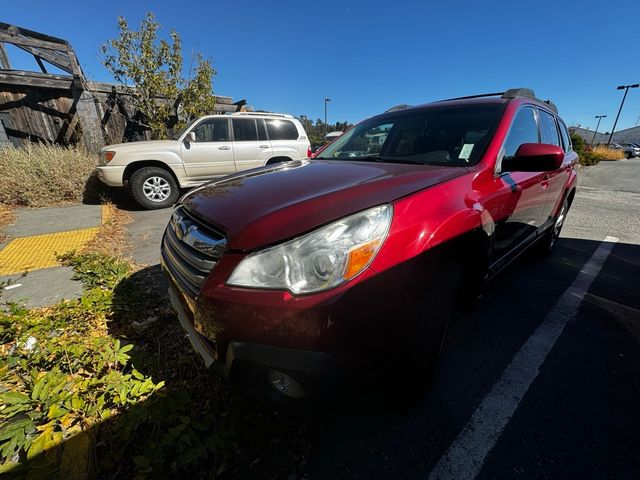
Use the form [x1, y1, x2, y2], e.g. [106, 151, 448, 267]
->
[96, 112, 311, 209]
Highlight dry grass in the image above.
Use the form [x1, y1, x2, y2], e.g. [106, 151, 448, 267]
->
[84, 203, 133, 257]
[0, 204, 15, 243]
[592, 145, 626, 161]
[0, 143, 105, 207]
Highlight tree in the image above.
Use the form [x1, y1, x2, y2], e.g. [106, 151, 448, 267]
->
[101, 12, 216, 139]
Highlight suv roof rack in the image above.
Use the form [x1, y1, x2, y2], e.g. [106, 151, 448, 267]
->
[230, 112, 294, 119]
[385, 104, 412, 113]
[435, 88, 558, 114]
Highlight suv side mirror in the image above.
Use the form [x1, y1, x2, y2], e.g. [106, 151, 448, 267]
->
[502, 143, 564, 172]
[184, 132, 196, 143]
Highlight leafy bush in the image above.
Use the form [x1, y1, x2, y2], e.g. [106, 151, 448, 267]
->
[0, 144, 104, 207]
[570, 132, 599, 166]
[0, 253, 231, 478]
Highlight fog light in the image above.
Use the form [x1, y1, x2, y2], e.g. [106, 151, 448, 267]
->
[267, 369, 305, 399]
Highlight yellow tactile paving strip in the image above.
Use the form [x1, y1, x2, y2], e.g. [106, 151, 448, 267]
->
[0, 227, 100, 275]
[0, 205, 109, 276]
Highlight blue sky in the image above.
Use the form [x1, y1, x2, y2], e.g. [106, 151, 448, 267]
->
[3, 0, 640, 131]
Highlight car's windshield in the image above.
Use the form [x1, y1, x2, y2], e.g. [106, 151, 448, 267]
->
[316, 104, 502, 166]
[172, 118, 200, 140]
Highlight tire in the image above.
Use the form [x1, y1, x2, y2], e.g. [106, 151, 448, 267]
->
[398, 261, 463, 393]
[539, 197, 569, 254]
[128, 166, 180, 210]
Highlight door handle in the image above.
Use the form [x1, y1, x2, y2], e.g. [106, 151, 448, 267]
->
[258, 145, 269, 148]
[541, 175, 550, 189]
[218, 146, 231, 150]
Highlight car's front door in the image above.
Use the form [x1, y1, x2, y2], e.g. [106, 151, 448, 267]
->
[490, 106, 552, 264]
[180, 118, 235, 180]
[231, 118, 273, 171]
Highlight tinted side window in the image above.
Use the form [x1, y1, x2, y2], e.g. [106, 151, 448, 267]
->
[266, 119, 299, 140]
[539, 110, 561, 147]
[256, 119, 268, 141]
[503, 107, 538, 158]
[232, 118, 258, 141]
[558, 120, 572, 153]
[192, 118, 229, 142]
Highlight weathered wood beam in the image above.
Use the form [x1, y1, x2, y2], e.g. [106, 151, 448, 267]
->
[34, 55, 47, 73]
[0, 31, 70, 52]
[0, 70, 73, 89]
[0, 22, 68, 46]
[66, 49, 83, 78]
[0, 43, 10, 69]
[14, 44, 73, 74]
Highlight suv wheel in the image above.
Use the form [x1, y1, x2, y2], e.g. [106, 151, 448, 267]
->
[539, 197, 568, 253]
[129, 166, 180, 209]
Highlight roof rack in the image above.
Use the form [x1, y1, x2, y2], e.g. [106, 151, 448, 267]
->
[230, 112, 294, 119]
[435, 88, 558, 114]
[385, 104, 412, 113]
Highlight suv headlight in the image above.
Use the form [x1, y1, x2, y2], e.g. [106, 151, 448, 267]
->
[100, 151, 116, 165]
[227, 205, 393, 294]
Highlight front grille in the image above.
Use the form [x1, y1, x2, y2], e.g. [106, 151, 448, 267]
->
[161, 207, 227, 298]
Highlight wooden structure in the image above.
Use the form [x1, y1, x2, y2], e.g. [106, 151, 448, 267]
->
[0, 23, 249, 151]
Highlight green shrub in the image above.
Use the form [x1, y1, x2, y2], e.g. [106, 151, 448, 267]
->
[0, 253, 231, 478]
[570, 132, 599, 166]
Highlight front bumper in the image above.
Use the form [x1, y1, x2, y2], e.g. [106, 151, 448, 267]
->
[96, 165, 126, 187]
[167, 280, 343, 400]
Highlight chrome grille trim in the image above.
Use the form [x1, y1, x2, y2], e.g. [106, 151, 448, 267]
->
[161, 206, 227, 298]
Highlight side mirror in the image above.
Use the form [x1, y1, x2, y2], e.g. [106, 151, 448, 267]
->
[184, 131, 196, 143]
[502, 143, 564, 172]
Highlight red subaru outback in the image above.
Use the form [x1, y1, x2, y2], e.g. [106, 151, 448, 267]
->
[161, 88, 578, 402]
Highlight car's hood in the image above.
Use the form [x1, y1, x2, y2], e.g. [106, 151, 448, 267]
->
[182, 160, 468, 251]
[103, 140, 179, 152]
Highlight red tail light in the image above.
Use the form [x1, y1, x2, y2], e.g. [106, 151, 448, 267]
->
[307, 145, 312, 158]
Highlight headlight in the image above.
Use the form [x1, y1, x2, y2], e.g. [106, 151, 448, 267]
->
[227, 205, 393, 294]
[101, 151, 116, 164]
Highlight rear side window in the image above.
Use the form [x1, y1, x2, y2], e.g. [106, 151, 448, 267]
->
[503, 107, 538, 158]
[558, 120, 572, 153]
[192, 118, 229, 142]
[539, 110, 561, 147]
[232, 118, 258, 141]
[266, 119, 299, 140]
[257, 119, 268, 141]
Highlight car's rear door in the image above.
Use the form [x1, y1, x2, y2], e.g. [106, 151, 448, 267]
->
[180, 117, 235, 180]
[265, 118, 302, 160]
[231, 118, 273, 171]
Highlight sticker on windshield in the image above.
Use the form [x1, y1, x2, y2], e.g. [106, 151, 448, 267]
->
[459, 144, 474, 160]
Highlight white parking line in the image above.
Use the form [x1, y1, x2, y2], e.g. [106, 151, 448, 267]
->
[428, 236, 619, 480]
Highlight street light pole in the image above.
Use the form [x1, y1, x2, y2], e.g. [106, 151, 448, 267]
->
[591, 115, 607, 145]
[324, 97, 331, 141]
[607, 84, 639, 146]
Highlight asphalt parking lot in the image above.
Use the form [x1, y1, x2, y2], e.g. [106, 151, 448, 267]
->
[2, 158, 638, 478]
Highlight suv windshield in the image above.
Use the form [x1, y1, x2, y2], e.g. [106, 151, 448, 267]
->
[316, 104, 502, 166]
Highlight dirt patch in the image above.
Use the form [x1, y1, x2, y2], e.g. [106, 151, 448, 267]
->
[84, 203, 133, 257]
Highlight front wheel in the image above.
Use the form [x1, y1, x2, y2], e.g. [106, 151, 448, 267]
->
[539, 197, 568, 253]
[128, 166, 180, 210]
